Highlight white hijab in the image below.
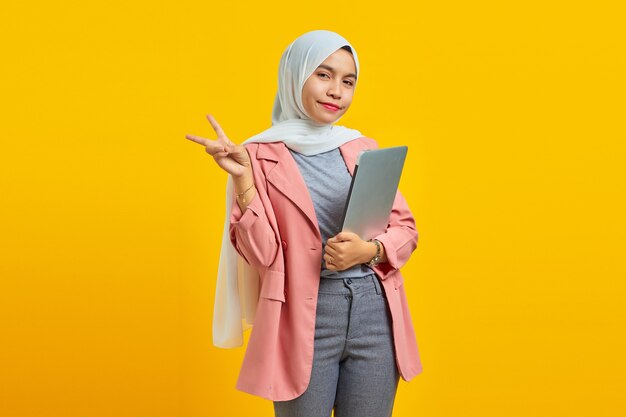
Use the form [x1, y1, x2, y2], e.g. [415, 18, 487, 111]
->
[213, 30, 365, 348]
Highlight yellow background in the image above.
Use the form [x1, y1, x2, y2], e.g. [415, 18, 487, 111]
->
[1, 1, 625, 416]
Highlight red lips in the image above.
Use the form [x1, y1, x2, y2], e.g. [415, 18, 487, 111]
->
[319, 102, 341, 111]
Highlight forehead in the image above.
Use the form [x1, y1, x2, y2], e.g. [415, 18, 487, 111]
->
[317, 48, 357, 76]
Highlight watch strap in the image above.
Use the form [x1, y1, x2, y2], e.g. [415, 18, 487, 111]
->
[366, 238, 381, 266]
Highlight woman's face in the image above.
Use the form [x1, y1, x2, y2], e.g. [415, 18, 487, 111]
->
[301, 48, 357, 124]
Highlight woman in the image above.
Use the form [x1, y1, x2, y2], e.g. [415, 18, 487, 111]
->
[186, 30, 422, 417]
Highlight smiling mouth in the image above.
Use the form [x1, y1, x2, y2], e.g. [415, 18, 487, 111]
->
[319, 102, 341, 112]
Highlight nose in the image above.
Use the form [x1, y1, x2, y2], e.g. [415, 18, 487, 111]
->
[327, 79, 343, 99]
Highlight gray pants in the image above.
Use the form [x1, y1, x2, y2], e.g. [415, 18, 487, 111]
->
[274, 274, 400, 417]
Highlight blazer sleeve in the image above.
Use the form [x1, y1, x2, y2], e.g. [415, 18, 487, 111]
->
[228, 150, 279, 269]
[368, 189, 419, 280]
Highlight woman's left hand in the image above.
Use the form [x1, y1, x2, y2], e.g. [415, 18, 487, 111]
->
[323, 231, 373, 271]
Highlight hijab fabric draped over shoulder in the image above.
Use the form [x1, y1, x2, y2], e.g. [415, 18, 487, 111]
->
[214, 30, 364, 348]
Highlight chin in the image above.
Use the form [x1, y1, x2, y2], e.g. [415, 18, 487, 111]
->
[315, 113, 342, 125]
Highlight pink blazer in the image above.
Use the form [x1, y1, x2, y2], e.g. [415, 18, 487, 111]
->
[229, 136, 422, 401]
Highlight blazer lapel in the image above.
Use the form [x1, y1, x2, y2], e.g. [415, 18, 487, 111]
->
[256, 138, 369, 242]
[338, 140, 364, 176]
[257, 142, 321, 241]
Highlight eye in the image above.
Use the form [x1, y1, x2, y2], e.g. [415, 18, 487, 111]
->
[344, 80, 354, 86]
[318, 72, 330, 79]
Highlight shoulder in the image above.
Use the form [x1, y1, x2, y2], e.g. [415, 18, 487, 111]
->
[359, 136, 380, 149]
[242, 141, 286, 152]
[242, 141, 260, 153]
[346, 136, 380, 150]
[241, 141, 276, 158]
[241, 141, 286, 166]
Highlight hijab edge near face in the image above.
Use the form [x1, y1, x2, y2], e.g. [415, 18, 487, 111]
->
[241, 29, 364, 156]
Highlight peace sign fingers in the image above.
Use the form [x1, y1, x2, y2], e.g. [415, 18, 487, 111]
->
[185, 113, 252, 178]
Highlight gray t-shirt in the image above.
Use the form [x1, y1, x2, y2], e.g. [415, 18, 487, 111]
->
[289, 147, 375, 278]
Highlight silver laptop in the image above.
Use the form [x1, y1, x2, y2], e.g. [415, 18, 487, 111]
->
[340, 146, 408, 240]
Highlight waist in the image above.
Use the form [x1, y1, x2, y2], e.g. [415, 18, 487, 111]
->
[318, 273, 381, 295]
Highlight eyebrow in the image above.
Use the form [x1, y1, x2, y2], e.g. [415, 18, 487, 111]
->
[317, 64, 357, 80]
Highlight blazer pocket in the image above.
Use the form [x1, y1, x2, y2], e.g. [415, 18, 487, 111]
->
[260, 269, 286, 302]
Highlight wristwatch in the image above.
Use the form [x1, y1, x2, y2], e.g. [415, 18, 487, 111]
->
[366, 239, 381, 267]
